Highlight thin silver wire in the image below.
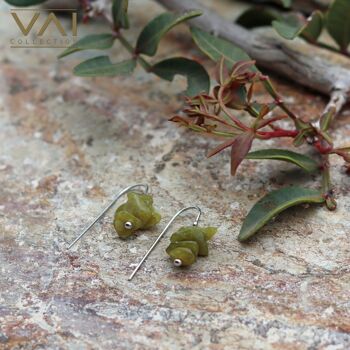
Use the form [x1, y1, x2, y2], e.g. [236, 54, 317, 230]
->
[128, 206, 202, 281]
[67, 183, 149, 250]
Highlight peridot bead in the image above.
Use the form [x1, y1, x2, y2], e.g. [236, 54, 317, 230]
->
[166, 226, 217, 266]
[113, 192, 161, 238]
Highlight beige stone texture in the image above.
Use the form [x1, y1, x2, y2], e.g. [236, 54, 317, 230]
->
[0, 1, 349, 349]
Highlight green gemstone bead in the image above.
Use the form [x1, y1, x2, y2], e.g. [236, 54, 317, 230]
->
[166, 226, 217, 266]
[113, 192, 161, 238]
[167, 247, 196, 266]
[166, 240, 199, 258]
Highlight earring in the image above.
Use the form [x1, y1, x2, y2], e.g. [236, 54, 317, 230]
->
[67, 183, 161, 249]
[128, 206, 217, 280]
[165, 226, 217, 267]
[114, 191, 161, 239]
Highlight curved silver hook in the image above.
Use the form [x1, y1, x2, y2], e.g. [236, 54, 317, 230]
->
[67, 183, 149, 250]
[128, 206, 202, 281]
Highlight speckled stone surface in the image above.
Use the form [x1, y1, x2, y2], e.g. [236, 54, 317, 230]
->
[0, 1, 350, 349]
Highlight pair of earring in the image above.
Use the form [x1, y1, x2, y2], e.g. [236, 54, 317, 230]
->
[67, 184, 217, 280]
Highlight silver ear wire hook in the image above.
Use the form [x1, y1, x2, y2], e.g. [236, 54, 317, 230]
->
[67, 183, 149, 250]
[128, 206, 202, 281]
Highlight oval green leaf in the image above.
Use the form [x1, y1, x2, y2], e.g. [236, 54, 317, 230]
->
[327, 0, 350, 51]
[301, 11, 324, 43]
[191, 27, 251, 67]
[136, 10, 202, 56]
[238, 186, 325, 242]
[152, 57, 210, 96]
[320, 106, 336, 132]
[280, 0, 292, 7]
[73, 56, 136, 77]
[112, 0, 129, 30]
[272, 18, 301, 39]
[246, 149, 319, 173]
[272, 11, 323, 41]
[5, 0, 47, 5]
[58, 34, 116, 59]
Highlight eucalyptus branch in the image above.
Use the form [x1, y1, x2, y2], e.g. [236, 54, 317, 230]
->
[156, 0, 350, 120]
[52, 0, 350, 241]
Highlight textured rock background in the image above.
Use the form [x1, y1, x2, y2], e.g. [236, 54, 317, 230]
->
[0, 1, 349, 349]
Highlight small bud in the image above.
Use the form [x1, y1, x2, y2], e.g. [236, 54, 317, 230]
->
[325, 196, 337, 211]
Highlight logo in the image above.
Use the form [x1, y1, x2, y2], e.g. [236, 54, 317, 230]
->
[10, 8, 78, 48]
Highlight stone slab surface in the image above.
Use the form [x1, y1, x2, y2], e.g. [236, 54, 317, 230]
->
[0, 1, 349, 349]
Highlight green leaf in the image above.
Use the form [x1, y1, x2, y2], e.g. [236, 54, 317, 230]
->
[152, 57, 210, 96]
[293, 130, 307, 147]
[246, 149, 319, 173]
[191, 27, 251, 67]
[301, 11, 324, 43]
[238, 187, 325, 241]
[112, 0, 129, 30]
[273, 17, 301, 39]
[272, 11, 323, 41]
[327, 0, 350, 51]
[236, 7, 281, 29]
[58, 34, 115, 59]
[4, 0, 47, 5]
[280, 0, 292, 8]
[136, 10, 202, 56]
[320, 106, 336, 132]
[73, 56, 136, 77]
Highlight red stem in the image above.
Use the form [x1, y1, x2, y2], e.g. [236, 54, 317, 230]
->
[257, 129, 299, 139]
[314, 140, 333, 154]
